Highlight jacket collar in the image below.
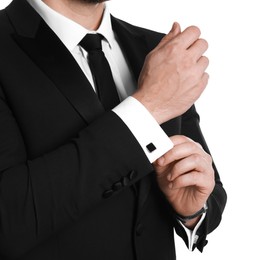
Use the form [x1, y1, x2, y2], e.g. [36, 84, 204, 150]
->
[26, 0, 115, 52]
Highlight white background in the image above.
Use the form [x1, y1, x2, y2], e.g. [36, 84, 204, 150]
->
[1, 0, 256, 259]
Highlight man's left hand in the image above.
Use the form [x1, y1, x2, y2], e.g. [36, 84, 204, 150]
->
[154, 135, 215, 223]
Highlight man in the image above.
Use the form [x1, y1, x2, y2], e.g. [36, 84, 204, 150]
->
[0, 0, 227, 259]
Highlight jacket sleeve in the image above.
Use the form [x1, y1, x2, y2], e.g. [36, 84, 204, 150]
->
[0, 86, 154, 258]
[171, 105, 227, 252]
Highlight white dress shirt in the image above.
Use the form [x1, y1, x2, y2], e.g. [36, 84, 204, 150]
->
[26, 0, 204, 250]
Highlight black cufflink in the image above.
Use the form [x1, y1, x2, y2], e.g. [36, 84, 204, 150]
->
[146, 143, 156, 153]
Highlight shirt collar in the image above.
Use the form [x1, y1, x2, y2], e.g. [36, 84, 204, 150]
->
[27, 0, 115, 51]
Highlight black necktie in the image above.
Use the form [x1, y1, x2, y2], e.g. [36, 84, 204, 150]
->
[79, 33, 120, 111]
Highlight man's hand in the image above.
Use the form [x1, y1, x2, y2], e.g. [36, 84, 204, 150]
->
[133, 22, 209, 124]
[154, 135, 215, 227]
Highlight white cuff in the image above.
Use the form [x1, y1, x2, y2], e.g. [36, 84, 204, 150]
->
[179, 213, 206, 251]
[112, 97, 173, 163]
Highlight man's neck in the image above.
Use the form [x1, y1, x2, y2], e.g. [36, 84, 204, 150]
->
[42, 0, 105, 30]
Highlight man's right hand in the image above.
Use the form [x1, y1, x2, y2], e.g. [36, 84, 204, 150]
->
[133, 22, 209, 124]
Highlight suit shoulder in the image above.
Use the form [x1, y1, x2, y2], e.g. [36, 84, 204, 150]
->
[0, 9, 13, 34]
[112, 16, 165, 49]
[119, 19, 165, 39]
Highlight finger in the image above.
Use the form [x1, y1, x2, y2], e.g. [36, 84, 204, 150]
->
[169, 153, 210, 181]
[191, 56, 209, 90]
[196, 72, 210, 93]
[153, 160, 166, 176]
[188, 38, 208, 62]
[170, 135, 194, 146]
[173, 25, 201, 49]
[159, 137, 205, 166]
[197, 56, 209, 72]
[170, 170, 200, 189]
[154, 163, 174, 179]
[170, 169, 215, 193]
[158, 22, 181, 48]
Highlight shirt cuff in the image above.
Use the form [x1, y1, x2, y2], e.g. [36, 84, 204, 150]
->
[179, 213, 206, 251]
[112, 97, 173, 163]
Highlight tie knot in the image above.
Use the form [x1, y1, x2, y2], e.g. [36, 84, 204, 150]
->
[80, 33, 102, 52]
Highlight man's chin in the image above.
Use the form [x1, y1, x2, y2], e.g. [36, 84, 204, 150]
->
[80, 0, 108, 3]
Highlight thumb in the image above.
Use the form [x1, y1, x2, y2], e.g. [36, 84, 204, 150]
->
[159, 22, 181, 47]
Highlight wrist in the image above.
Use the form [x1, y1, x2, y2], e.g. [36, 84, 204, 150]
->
[175, 203, 208, 226]
[183, 216, 201, 229]
[132, 92, 168, 124]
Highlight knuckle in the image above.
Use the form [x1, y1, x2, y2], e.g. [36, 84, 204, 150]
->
[146, 50, 155, 60]
[184, 54, 195, 66]
[165, 42, 180, 57]
[172, 162, 181, 174]
[191, 171, 198, 183]
[188, 73, 200, 86]
[187, 141, 196, 151]
[170, 148, 179, 160]
[207, 169, 215, 187]
[193, 153, 202, 164]
[206, 153, 213, 163]
[195, 141, 203, 149]
[197, 76, 208, 90]
[179, 135, 190, 142]
[171, 135, 186, 144]
[185, 60, 195, 71]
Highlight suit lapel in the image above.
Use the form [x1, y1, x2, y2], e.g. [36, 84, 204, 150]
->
[7, 1, 155, 217]
[6, 0, 104, 124]
[111, 16, 148, 82]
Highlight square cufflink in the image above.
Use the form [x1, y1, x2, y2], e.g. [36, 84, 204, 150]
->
[146, 143, 156, 153]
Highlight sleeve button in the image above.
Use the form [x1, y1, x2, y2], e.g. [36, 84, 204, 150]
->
[113, 181, 123, 191]
[129, 170, 138, 181]
[122, 176, 130, 186]
[102, 189, 114, 198]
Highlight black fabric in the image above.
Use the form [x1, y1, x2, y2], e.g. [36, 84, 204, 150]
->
[80, 33, 120, 110]
[0, 0, 227, 259]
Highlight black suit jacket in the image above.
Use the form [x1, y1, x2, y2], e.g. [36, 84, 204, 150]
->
[0, 0, 227, 259]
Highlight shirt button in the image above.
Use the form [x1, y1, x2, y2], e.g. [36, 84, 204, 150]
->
[194, 235, 199, 244]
